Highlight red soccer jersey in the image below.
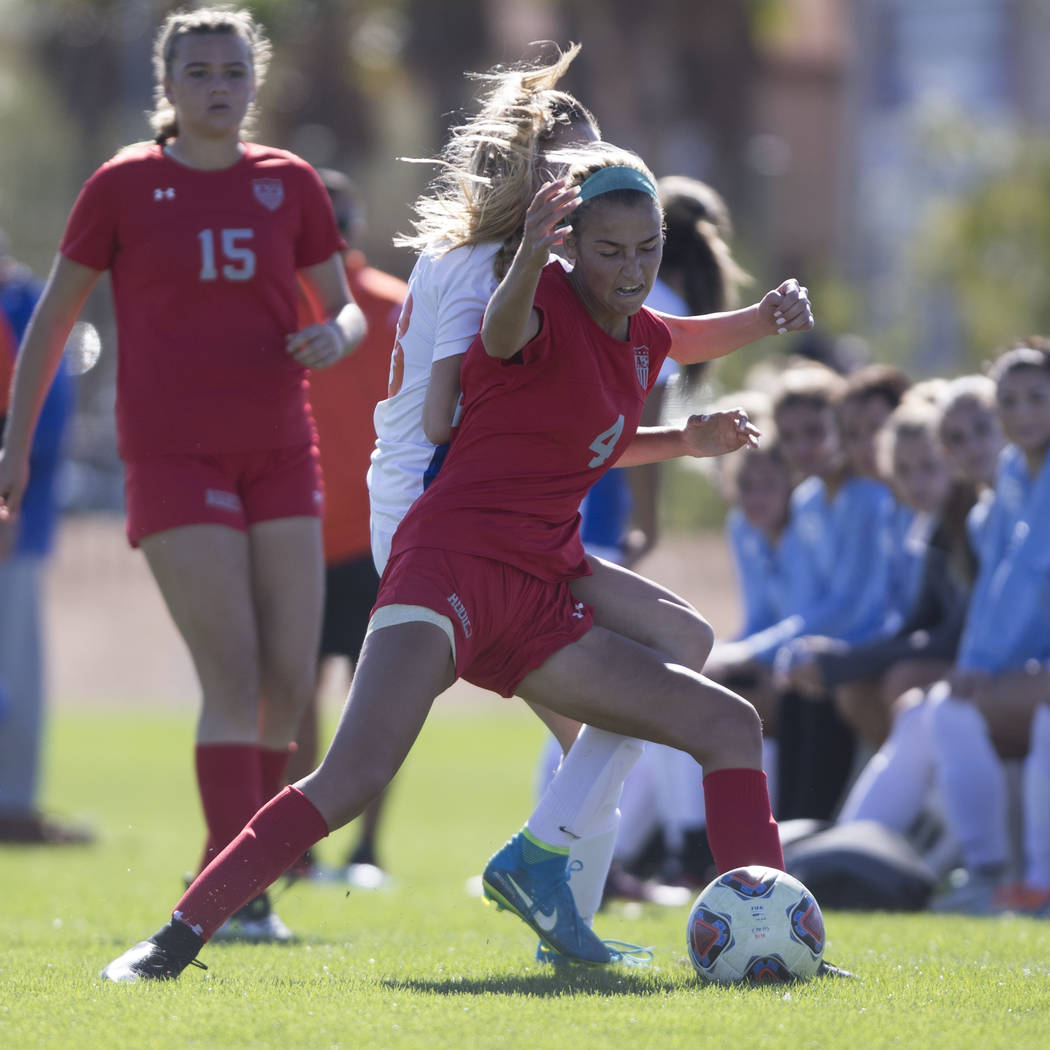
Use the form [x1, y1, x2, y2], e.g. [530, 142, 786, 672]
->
[390, 260, 671, 581]
[60, 141, 343, 458]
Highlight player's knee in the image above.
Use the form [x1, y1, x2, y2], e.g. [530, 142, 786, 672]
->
[701, 695, 763, 767]
[689, 614, 716, 668]
[199, 652, 259, 706]
[198, 664, 261, 734]
[260, 660, 316, 714]
[732, 697, 764, 747]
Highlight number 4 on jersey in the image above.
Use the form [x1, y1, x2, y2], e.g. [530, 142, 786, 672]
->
[588, 414, 624, 468]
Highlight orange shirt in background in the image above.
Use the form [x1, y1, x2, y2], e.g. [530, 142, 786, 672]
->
[304, 250, 407, 564]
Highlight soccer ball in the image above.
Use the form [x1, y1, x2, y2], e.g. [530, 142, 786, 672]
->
[686, 865, 825, 984]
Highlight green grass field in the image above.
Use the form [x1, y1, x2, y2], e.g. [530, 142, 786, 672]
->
[3, 708, 1049, 1050]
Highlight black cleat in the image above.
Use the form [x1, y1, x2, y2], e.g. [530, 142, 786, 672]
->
[100, 920, 206, 983]
[817, 959, 857, 979]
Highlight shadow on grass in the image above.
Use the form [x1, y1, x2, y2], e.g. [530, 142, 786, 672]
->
[382, 971, 684, 997]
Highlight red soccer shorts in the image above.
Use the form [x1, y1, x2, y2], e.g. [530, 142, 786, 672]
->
[123, 444, 323, 547]
[371, 546, 594, 697]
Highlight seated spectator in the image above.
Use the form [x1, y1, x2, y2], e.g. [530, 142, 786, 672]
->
[927, 340, 1050, 915]
[722, 362, 896, 820]
[783, 388, 972, 748]
[834, 374, 1005, 870]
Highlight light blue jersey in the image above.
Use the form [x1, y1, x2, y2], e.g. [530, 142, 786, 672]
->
[883, 503, 936, 635]
[956, 445, 1050, 672]
[737, 474, 895, 664]
[725, 508, 792, 639]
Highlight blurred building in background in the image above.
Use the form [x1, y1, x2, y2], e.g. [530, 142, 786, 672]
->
[843, 0, 1050, 372]
[0, 0, 1048, 510]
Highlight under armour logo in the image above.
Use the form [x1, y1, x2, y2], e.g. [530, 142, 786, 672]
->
[153, 187, 175, 201]
[571, 601, 585, 620]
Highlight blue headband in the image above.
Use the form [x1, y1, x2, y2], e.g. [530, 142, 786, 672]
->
[577, 165, 658, 203]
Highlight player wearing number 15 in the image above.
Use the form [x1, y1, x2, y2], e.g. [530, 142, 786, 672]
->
[0, 7, 363, 937]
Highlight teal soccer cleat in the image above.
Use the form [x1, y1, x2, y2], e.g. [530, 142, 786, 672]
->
[535, 939, 654, 969]
[482, 829, 612, 965]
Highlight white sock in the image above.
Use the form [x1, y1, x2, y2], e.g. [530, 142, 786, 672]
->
[837, 698, 934, 831]
[567, 821, 619, 927]
[1023, 704, 1050, 888]
[527, 728, 643, 845]
[526, 728, 644, 923]
[611, 757, 658, 863]
[929, 688, 1009, 872]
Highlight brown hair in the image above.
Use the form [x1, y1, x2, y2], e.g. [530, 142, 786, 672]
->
[987, 335, 1050, 386]
[836, 362, 913, 411]
[149, 6, 271, 145]
[657, 175, 751, 396]
[554, 143, 661, 235]
[772, 361, 847, 420]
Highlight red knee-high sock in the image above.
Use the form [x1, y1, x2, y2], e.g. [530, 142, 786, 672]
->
[174, 786, 329, 941]
[195, 743, 264, 871]
[703, 768, 784, 872]
[259, 746, 292, 801]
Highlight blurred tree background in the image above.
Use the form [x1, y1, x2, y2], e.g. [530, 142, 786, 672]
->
[2, 0, 1049, 514]
[0, 0, 793, 279]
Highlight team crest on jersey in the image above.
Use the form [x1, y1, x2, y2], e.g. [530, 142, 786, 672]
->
[252, 178, 284, 211]
[633, 346, 650, 388]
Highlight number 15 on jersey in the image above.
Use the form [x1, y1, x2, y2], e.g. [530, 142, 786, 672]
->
[198, 228, 256, 282]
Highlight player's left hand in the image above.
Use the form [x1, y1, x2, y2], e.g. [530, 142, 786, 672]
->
[784, 658, 826, 699]
[758, 279, 813, 336]
[775, 635, 847, 697]
[681, 408, 761, 458]
[286, 320, 347, 369]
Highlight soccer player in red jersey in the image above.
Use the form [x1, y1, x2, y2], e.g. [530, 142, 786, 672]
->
[374, 50, 812, 952]
[101, 146, 801, 982]
[0, 8, 364, 940]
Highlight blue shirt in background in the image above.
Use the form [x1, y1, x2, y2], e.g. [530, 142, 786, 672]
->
[735, 473, 896, 664]
[883, 503, 936, 635]
[956, 444, 1050, 672]
[1, 266, 72, 558]
[725, 507, 793, 640]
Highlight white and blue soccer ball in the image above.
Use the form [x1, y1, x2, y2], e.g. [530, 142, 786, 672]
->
[686, 865, 825, 984]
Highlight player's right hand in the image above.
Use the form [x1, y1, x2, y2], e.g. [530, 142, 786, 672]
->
[519, 179, 581, 263]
